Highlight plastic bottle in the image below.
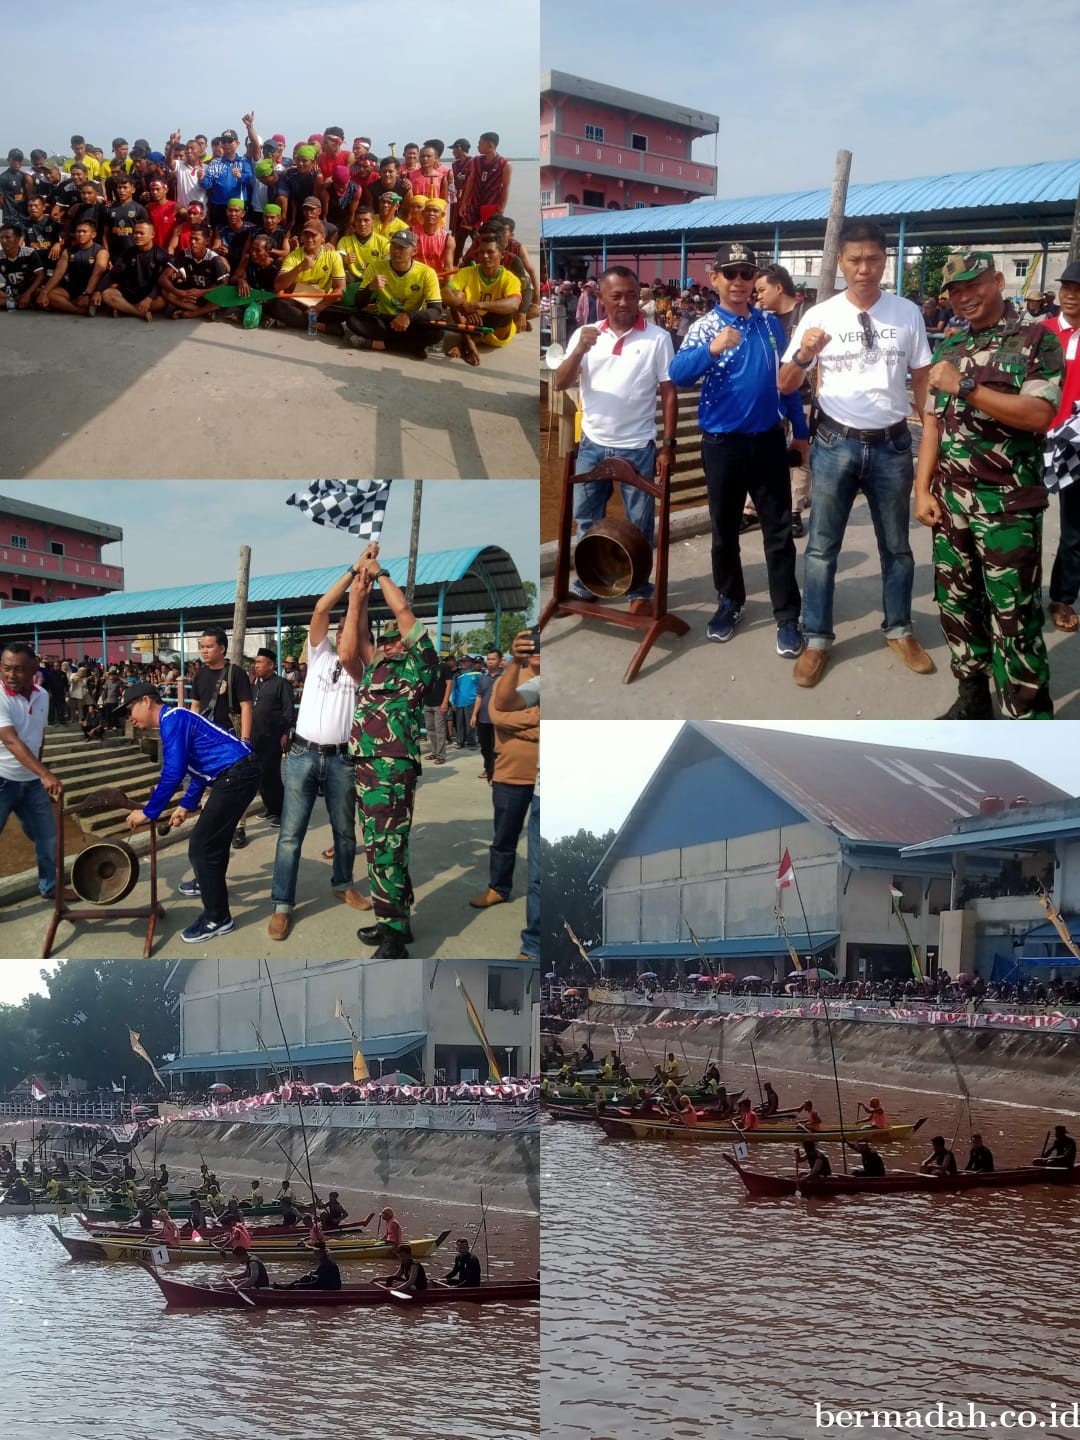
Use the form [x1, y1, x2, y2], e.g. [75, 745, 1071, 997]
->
[306, 308, 318, 339]
[5, 286, 15, 312]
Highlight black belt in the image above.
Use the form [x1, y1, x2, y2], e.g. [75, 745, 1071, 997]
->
[292, 734, 350, 756]
[817, 415, 909, 445]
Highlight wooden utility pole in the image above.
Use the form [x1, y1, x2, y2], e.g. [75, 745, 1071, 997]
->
[230, 545, 251, 664]
[1069, 179, 1080, 263]
[817, 149, 852, 302]
[405, 481, 423, 604]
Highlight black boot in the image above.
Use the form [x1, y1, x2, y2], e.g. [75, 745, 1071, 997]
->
[357, 921, 414, 946]
[373, 932, 409, 959]
[938, 675, 994, 720]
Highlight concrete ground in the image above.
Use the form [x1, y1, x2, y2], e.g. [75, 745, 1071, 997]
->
[0, 311, 539, 480]
[0, 743, 529, 961]
[541, 493, 1080, 719]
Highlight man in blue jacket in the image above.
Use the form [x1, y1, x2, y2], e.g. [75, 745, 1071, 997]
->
[120, 681, 260, 944]
[669, 243, 808, 659]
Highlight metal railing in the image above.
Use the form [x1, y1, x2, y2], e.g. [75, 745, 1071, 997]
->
[0, 1101, 137, 1120]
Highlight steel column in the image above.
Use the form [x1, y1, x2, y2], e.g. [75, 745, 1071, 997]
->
[895, 215, 907, 294]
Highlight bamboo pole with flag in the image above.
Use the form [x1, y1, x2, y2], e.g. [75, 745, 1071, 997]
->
[127, 1029, 165, 1089]
[335, 997, 370, 1082]
[776, 848, 809, 969]
[455, 976, 502, 1082]
[563, 919, 599, 975]
[889, 886, 924, 980]
[1035, 886, 1080, 962]
[686, 923, 712, 976]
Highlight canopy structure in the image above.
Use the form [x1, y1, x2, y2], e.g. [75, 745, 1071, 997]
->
[160, 1032, 425, 1075]
[542, 157, 1080, 292]
[591, 933, 839, 964]
[0, 546, 525, 658]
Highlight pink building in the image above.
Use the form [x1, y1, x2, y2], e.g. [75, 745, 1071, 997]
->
[0, 494, 126, 662]
[541, 70, 718, 222]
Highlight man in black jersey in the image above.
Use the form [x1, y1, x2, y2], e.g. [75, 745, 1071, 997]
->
[0, 149, 32, 226]
[100, 220, 171, 320]
[38, 218, 109, 314]
[0, 224, 45, 308]
[160, 224, 228, 318]
[23, 194, 64, 272]
[104, 174, 149, 260]
[66, 180, 108, 245]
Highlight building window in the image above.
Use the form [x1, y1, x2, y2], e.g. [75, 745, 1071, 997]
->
[584, 124, 604, 143]
[50, 541, 64, 557]
[540, 189, 552, 207]
[10, 535, 27, 549]
[11, 587, 30, 602]
[631, 133, 648, 152]
[487, 968, 522, 1013]
[582, 188, 605, 209]
[635, 201, 647, 209]
[1014, 259, 1029, 278]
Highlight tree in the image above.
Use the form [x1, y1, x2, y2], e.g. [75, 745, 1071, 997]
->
[0, 1002, 39, 1091]
[455, 581, 538, 655]
[279, 624, 308, 663]
[540, 828, 615, 974]
[904, 244, 950, 301]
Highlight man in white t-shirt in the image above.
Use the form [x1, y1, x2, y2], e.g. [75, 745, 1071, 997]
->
[267, 554, 375, 940]
[169, 136, 208, 211]
[0, 641, 62, 898]
[779, 220, 933, 688]
[553, 266, 677, 611]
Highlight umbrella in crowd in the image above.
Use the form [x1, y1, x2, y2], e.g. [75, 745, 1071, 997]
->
[207, 1083, 232, 1095]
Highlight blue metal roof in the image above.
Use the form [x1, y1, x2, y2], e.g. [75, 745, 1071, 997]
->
[543, 158, 1080, 241]
[591, 934, 838, 961]
[901, 816, 1080, 856]
[160, 1032, 425, 1073]
[0, 545, 525, 632]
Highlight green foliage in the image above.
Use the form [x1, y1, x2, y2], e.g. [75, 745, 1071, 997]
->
[2, 962, 178, 1092]
[904, 244, 951, 300]
[540, 828, 615, 973]
[454, 581, 538, 655]
[279, 625, 308, 664]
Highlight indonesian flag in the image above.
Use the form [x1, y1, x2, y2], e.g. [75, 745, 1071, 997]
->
[776, 849, 794, 890]
[30, 1076, 48, 1102]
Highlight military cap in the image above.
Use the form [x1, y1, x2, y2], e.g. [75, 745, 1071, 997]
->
[940, 251, 996, 288]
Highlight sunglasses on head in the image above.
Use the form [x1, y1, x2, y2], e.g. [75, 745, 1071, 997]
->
[856, 311, 875, 349]
[331, 660, 342, 683]
[720, 266, 757, 282]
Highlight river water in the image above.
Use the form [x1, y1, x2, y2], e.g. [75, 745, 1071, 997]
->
[0, 1193, 538, 1440]
[542, 1060, 1080, 1440]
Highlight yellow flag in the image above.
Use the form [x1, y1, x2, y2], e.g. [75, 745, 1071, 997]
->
[128, 1028, 165, 1088]
[352, 1044, 370, 1083]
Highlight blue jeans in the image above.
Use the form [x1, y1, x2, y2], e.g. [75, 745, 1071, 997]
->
[271, 745, 357, 911]
[574, 436, 656, 600]
[802, 423, 915, 647]
[520, 791, 540, 960]
[490, 781, 534, 898]
[0, 776, 56, 896]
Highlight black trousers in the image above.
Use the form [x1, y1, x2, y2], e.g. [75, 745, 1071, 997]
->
[345, 311, 442, 356]
[265, 298, 349, 334]
[490, 782, 535, 897]
[477, 720, 496, 780]
[188, 755, 261, 924]
[253, 735, 285, 819]
[702, 427, 800, 623]
[1050, 482, 1080, 606]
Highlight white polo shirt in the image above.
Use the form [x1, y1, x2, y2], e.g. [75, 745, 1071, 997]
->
[0, 681, 48, 782]
[294, 633, 359, 746]
[784, 290, 932, 428]
[569, 316, 674, 448]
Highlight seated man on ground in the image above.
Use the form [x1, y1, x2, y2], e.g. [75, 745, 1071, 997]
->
[268, 219, 347, 332]
[99, 219, 171, 319]
[344, 228, 444, 358]
[374, 189, 408, 241]
[441, 232, 521, 365]
[38, 217, 109, 314]
[160, 224, 229, 319]
[0, 223, 46, 309]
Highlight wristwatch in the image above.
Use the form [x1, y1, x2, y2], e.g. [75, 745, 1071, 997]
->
[661, 438, 677, 449]
[375, 569, 391, 580]
[957, 374, 977, 401]
[792, 351, 814, 369]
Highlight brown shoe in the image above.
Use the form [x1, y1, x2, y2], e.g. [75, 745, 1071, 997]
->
[268, 912, 290, 941]
[793, 647, 829, 688]
[469, 887, 508, 909]
[886, 635, 934, 674]
[628, 598, 652, 616]
[336, 888, 373, 911]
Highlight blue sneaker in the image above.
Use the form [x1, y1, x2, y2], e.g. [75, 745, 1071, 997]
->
[177, 878, 201, 898]
[706, 600, 743, 643]
[180, 915, 235, 944]
[570, 579, 598, 602]
[776, 621, 806, 659]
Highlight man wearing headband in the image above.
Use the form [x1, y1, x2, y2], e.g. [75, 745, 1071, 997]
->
[279, 145, 324, 235]
[344, 228, 444, 358]
[252, 202, 289, 263]
[414, 197, 454, 272]
[374, 190, 407, 241]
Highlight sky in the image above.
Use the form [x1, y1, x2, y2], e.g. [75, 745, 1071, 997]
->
[4, 0, 537, 160]
[540, 721, 1080, 841]
[542, 0, 1080, 194]
[0, 480, 539, 600]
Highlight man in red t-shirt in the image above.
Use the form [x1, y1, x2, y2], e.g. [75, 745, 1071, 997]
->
[1041, 261, 1080, 633]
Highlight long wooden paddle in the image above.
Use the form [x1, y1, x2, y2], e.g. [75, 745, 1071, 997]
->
[226, 1276, 256, 1307]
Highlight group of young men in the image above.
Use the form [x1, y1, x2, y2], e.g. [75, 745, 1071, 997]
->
[555, 222, 1079, 718]
[0, 121, 537, 365]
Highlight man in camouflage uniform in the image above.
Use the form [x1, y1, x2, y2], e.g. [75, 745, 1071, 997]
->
[338, 551, 437, 958]
[914, 251, 1064, 719]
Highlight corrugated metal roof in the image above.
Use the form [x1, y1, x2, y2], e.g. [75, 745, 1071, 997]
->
[901, 816, 1080, 855]
[0, 545, 525, 632]
[591, 934, 838, 961]
[543, 158, 1080, 240]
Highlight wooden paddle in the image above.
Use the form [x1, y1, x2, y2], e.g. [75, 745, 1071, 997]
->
[226, 1276, 256, 1307]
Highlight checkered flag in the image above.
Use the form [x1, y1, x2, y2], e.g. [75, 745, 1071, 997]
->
[286, 479, 392, 539]
[1045, 404, 1080, 494]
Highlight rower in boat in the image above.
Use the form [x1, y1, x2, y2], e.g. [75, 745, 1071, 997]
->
[135, 1201, 156, 1232]
[160, 1212, 181, 1244]
[445, 1238, 482, 1288]
[54, 1157, 70, 1180]
[276, 1179, 295, 1205]
[229, 1246, 270, 1292]
[379, 1244, 428, 1296]
[180, 1200, 206, 1237]
[221, 1196, 244, 1225]
[225, 1217, 253, 1250]
[3, 1177, 31, 1204]
[157, 1164, 169, 1189]
[43, 1176, 61, 1203]
[846, 1138, 886, 1177]
[857, 1097, 890, 1129]
[677, 1096, 699, 1127]
[381, 1207, 403, 1246]
[568, 1078, 590, 1101]
[205, 1183, 226, 1210]
[600, 1057, 616, 1081]
[735, 1098, 761, 1132]
[199, 1162, 211, 1188]
[757, 1082, 780, 1117]
[243, 1180, 264, 1208]
[122, 1159, 137, 1182]
[801, 1139, 832, 1179]
[275, 1239, 342, 1291]
[701, 1062, 723, 1092]
[663, 1053, 681, 1079]
[1032, 1125, 1077, 1170]
[965, 1134, 995, 1173]
[319, 1192, 349, 1229]
[558, 1063, 575, 1084]
[796, 1101, 823, 1132]
[279, 1198, 301, 1228]
[578, 1042, 595, 1065]
[921, 1136, 958, 1175]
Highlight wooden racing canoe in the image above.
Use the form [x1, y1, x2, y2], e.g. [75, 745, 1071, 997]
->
[76, 1211, 375, 1240]
[596, 1115, 927, 1144]
[144, 1266, 540, 1309]
[723, 1153, 1080, 1197]
[49, 1223, 451, 1265]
